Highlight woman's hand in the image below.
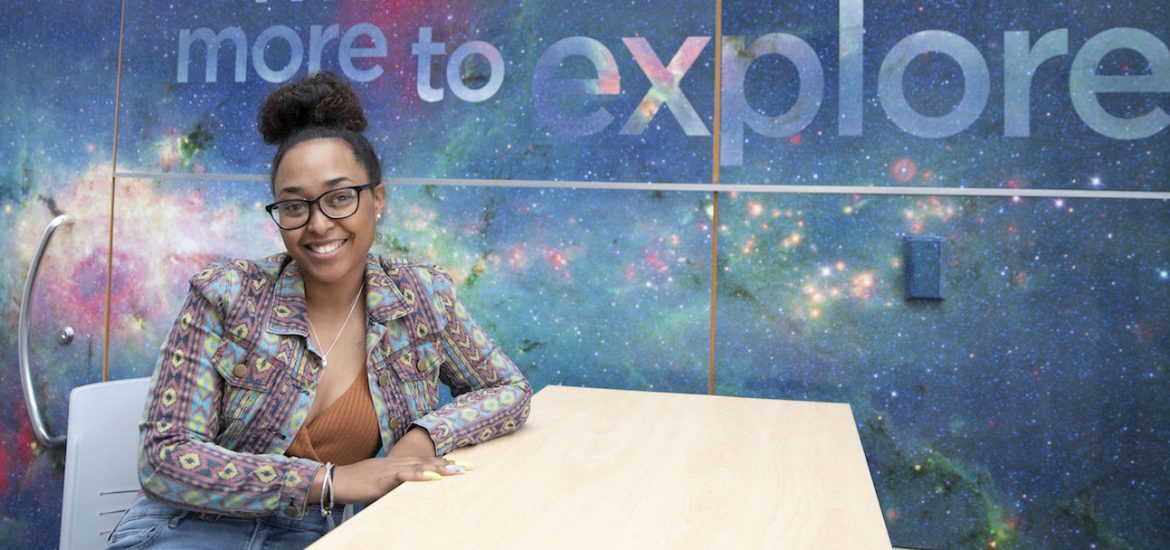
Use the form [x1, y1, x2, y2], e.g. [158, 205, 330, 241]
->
[330, 453, 463, 505]
[315, 427, 471, 506]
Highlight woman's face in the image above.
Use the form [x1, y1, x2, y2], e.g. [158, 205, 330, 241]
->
[272, 138, 385, 290]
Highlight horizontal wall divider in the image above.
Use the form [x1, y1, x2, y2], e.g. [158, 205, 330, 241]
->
[112, 171, 1170, 201]
[114, 171, 269, 182]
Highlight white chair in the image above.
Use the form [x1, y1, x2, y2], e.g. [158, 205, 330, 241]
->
[60, 377, 151, 550]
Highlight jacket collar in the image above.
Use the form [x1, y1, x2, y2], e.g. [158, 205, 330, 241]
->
[267, 254, 415, 336]
[362, 256, 415, 323]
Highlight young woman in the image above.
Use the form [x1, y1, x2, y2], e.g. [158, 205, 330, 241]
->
[107, 72, 531, 549]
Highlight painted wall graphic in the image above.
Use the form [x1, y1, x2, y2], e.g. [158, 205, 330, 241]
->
[1, 2, 120, 547]
[2, 1, 1168, 548]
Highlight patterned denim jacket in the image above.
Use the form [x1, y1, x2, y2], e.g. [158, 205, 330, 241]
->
[138, 253, 532, 519]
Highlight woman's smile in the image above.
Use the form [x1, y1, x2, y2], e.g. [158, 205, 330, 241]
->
[304, 237, 349, 257]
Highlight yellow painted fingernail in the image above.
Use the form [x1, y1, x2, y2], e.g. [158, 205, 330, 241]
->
[453, 460, 476, 471]
[422, 471, 443, 481]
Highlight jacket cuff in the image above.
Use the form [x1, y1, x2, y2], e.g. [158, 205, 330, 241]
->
[411, 415, 456, 457]
[277, 457, 323, 519]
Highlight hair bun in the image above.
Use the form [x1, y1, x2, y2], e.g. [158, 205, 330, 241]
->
[258, 72, 368, 144]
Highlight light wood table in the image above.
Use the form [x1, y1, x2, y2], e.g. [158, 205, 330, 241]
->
[312, 385, 891, 549]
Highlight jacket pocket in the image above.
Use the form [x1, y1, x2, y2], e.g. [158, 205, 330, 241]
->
[211, 338, 280, 444]
[391, 343, 442, 381]
[378, 343, 442, 421]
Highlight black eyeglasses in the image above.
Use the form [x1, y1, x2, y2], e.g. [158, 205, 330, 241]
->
[265, 182, 381, 230]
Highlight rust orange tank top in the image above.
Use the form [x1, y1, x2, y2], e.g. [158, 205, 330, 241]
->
[285, 370, 381, 465]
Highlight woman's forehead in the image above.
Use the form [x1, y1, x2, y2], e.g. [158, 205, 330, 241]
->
[273, 139, 362, 196]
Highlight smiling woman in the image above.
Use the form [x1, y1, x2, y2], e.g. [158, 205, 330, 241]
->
[105, 72, 532, 549]
[270, 138, 383, 294]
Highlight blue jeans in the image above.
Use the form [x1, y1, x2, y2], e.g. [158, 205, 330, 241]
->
[106, 494, 341, 549]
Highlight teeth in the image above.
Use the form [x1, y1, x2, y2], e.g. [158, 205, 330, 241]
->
[308, 240, 343, 254]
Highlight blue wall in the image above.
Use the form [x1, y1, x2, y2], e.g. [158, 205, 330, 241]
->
[2, 1, 1167, 548]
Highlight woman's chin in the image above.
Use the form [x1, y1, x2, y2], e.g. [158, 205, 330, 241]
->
[293, 255, 361, 287]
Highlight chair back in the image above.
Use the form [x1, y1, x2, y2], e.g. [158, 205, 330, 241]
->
[59, 377, 151, 550]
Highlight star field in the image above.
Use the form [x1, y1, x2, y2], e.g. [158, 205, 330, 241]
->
[0, 1, 1167, 549]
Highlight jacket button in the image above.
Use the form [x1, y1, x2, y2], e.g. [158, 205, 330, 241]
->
[390, 418, 400, 430]
[416, 359, 428, 373]
[232, 364, 248, 378]
[377, 373, 389, 387]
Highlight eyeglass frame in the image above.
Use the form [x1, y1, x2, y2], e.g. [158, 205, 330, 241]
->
[264, 181, 382, 230]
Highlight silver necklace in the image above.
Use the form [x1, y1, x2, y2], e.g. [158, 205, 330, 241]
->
[305, 284, 364, 368]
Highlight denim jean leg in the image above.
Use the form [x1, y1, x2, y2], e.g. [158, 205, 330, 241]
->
[253, 507, 332, 549]
[108, 494, 339, 550]
[107, 494, 261, 550]
[106, 495, 176, 550]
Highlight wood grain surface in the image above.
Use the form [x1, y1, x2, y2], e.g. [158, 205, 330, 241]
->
[312, 385, 891, 549]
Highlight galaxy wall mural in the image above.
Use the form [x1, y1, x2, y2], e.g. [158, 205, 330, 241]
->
[2, 1, 1167, 548]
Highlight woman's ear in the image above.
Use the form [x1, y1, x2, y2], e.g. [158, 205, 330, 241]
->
[372, 183, 386, 219]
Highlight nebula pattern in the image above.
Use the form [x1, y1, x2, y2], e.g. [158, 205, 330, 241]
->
[0, 1, 1166, 548]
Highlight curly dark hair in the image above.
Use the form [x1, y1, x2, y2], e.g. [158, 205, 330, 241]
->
[257, 72, 381, 189]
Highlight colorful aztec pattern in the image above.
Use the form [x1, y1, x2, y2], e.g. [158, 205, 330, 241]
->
[137, 254, 532, 518]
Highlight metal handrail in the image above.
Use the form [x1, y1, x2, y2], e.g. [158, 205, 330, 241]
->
[18, 214, 74, 447]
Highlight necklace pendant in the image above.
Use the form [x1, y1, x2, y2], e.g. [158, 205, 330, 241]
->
[305, 282, 363, 374]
